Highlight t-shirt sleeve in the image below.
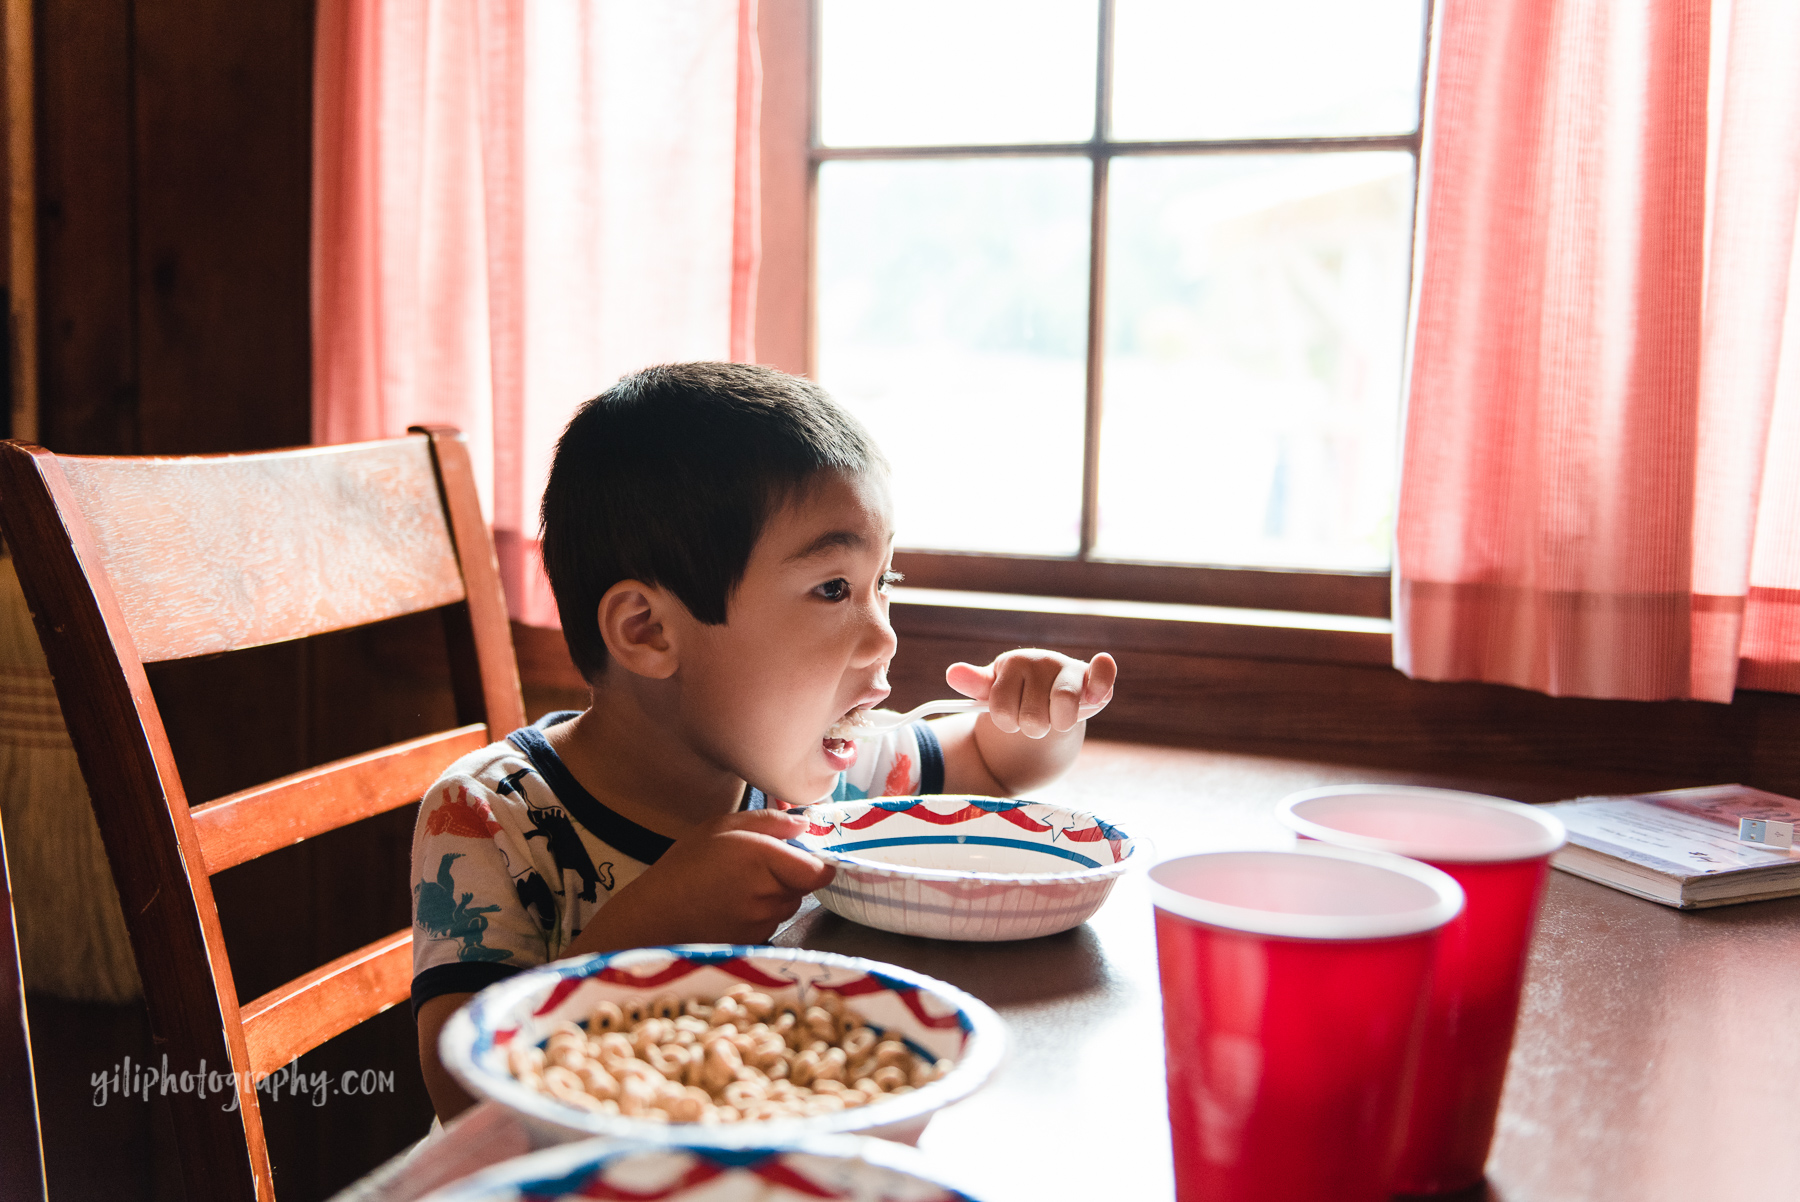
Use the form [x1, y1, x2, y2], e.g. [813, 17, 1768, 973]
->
[833, 721, 945, 800]
[410, 776, 548, 1014]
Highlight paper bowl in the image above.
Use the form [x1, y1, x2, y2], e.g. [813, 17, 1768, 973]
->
[439, 945, 1005, 1149]
[794, 796, 1139, 941]
[417, 1135, 982, 1202]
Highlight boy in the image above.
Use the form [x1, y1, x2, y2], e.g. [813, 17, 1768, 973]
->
[412, 362, 1116, 1119]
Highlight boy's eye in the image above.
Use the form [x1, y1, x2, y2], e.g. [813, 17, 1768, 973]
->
[815, 578, 851, 602]
[879, 570, 905, 593]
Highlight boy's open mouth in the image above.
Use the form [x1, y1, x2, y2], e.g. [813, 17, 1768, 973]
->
[826, 705, 874, 739]
[823, 705, 875, 758]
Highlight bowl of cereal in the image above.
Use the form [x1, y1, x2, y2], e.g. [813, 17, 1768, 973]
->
[418, 1135, 982, 1202]
[439, 944, 1005, 1149]
[792, 796, 1139, 941]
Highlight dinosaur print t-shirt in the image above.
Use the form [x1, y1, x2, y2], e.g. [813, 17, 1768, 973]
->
[410, 710, 944, 1014]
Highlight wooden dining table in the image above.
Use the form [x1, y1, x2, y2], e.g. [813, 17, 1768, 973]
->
[335, 739, 1800, 1202]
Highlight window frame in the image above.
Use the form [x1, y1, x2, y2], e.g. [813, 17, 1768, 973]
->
[757, 0, 1434, 621]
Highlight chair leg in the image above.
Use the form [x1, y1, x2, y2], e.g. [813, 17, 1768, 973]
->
[0, 809, 48, 1202]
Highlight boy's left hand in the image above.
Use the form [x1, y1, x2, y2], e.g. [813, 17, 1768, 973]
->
[945, 649, 1117, 739]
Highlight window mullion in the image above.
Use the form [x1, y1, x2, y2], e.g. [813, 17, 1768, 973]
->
[1080, 0, 1117, 560]
[1081, 155, 1107, 560]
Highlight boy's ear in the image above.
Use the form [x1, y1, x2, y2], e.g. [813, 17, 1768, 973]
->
[596, 580, 680, 680]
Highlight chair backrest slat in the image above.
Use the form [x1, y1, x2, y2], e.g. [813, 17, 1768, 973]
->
[191, 724, 490, 875]
[58, 439, 467, 662]
[423, 427, 526, 734]
[239, 930, 413, 1079]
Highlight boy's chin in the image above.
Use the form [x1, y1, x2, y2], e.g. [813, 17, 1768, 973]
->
[762, 784, 834, 808]
[758, 759, 841, 808]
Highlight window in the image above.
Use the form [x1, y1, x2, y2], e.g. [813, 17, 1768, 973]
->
[806, 0, 1429, 618]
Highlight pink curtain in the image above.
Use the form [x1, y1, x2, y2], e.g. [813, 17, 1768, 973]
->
[312, 0, 761, 628]
[1396, 0, 1800, 702]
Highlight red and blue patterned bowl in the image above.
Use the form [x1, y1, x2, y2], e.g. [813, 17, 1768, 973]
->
[794, 797, 1140, 941]
[417, 1135, 981, 1202]
[440, 945, 1006, 1149]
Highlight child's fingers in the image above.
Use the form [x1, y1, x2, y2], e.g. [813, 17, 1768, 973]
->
[1047, 657, 1089, 732]
[1082, 652, 1118, 710]
[945, 660, 995, 701]
[984, 661, 1027, 733]
[957, 649, 1117, 735]
[766, 841, 836, 894]
[717, 809, 806, 839]
[1009, 657, 1075, 738]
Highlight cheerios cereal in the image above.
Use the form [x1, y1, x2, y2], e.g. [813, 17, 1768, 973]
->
[506, 983, 953, 1123]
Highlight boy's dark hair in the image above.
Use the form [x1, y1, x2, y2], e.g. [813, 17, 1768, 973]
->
[540, 362, 884, 680]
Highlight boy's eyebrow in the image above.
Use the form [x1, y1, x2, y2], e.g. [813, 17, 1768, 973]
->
[786, 530, 867, 561]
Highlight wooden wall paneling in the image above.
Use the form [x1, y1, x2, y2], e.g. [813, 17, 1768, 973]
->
[146, 641, 314, 810]
[1748, 697, 1800, 789]
[34, 0, 137, 454]
[130, 0, 313, 454]
[302, 612, 462, 772]
[33, 0, 314, 456]
[6, 0, 38, 442]
[237, 929, 412, 1078]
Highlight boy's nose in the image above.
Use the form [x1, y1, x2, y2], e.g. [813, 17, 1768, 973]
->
[854, 598, 899, 667]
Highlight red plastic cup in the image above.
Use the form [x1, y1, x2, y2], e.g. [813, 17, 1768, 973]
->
[1151, 847, 1464, 1202]
[1277, 786, 1567, 1195]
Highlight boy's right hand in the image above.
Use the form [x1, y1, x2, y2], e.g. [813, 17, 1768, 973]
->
[564, 810, 833, 956]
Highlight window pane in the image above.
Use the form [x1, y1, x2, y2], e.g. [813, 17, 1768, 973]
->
[1098, 152, 1414, 571]
[1111, 0, 1427, 141]
[819, 0, 1098, 147]
[817, 158, 1090, 555]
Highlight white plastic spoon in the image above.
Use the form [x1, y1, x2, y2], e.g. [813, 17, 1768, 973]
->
[842, 696, 1107, 739]
[843, 697, 988, 738]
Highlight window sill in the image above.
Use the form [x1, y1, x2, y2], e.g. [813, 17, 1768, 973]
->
[889, 586, 1393, 666]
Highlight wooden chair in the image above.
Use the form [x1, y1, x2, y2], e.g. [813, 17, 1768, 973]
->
[0, 429, 525, 1202]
